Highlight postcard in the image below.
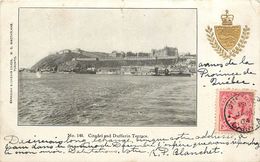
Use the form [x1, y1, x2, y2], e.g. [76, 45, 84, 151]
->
[0, 0, 259, 161]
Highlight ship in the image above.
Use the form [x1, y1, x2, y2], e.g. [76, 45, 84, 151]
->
[166, 65, 192, 77]
[75, 67, 96, 74]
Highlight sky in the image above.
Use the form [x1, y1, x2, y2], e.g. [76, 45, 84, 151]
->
[19, 8, 196, 68]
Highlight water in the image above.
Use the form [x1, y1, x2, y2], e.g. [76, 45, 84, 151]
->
[19, 72, 196, 126]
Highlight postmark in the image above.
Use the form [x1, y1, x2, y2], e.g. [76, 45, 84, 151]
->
[217, 90, 254, 133]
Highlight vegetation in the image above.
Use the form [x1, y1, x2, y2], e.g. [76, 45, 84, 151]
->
[31, 50, 110, 71]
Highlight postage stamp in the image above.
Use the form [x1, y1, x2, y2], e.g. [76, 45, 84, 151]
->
[217, 90, 255, 133]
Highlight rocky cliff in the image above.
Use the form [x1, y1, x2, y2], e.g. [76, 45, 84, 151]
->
[31, 50, 110, 71]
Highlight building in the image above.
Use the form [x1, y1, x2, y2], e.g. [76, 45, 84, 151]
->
[179, 53, 196, 62]
[110, 51, 125, 58]
[76, 57, 98, 61]
[183, 53, 196, 60]
[110, 51, 118, 57]
[137, 52, 150, 57]
[151, 46, 178, 57]
[58, 49, 71, 54]
[71, 48, 83, 54]
[126, 51, 137, 57]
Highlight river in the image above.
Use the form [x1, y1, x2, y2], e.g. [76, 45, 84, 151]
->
[19, 72, 196, 126]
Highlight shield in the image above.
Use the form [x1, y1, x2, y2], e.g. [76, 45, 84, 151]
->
[214, 25, 241, 51]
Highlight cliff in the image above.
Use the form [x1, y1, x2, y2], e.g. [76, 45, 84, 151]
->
[30, 49, 194, 73]
[31, 50, 110, 71]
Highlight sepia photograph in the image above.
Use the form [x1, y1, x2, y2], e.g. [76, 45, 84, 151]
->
[18, 8, 197, 126]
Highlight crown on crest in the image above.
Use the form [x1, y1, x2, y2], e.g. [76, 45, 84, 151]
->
[221, 10, 234, 25]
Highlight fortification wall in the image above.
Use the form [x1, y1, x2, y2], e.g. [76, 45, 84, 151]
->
[77, 58, 179, 68]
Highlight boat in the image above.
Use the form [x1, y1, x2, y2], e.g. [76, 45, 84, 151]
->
[167, 65, 192, 77]
[75, 67, 96, 74]
[35, 68, 42, 78]
[151, 67, 165, 76]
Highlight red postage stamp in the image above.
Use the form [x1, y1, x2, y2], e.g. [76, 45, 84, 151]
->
[217, 90, 254, 133]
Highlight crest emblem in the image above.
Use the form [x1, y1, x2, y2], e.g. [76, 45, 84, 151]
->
[206, 10, 250, 59]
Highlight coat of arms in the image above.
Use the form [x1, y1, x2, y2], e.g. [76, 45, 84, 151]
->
[206, 10, 250, 59]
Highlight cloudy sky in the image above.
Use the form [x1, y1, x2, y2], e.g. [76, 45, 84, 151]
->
[19, 8, 196, 68]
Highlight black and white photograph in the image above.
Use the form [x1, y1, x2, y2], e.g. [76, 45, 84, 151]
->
[18, 8, 197, 126]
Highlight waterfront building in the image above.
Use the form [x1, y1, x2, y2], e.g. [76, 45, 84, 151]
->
[179, 53, 196, 63]
[183, 53, 196, 60]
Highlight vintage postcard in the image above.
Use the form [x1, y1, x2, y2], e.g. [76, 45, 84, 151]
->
[0, 0, 259, 162]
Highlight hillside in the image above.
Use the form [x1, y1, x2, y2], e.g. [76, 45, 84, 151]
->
[31, 50, 110, 71]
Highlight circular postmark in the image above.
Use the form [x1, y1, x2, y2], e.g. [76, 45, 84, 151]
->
[224, 93, 254, 133]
